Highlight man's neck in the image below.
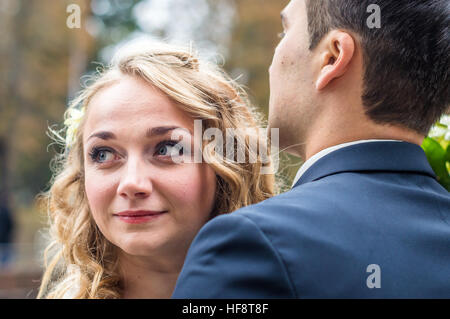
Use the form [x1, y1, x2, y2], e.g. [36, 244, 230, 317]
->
[302, 124, 424, 161]
[291, 139, 405, 188]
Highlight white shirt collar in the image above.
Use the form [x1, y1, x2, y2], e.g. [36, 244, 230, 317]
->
[291, 139, 403, 188]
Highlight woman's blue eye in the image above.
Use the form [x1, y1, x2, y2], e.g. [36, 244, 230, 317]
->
[98, 150, 110, 161]
[158, 146, 169, 156]
[156, 141, 182, 157]
[90, 148, 115, 163]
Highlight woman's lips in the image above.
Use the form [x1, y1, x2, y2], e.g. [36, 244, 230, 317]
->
[114, 210, 167, 224]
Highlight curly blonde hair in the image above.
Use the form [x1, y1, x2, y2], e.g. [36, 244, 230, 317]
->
[38, 43, 276, 299]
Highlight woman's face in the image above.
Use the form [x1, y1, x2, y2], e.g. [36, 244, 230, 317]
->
[83, 75, 217, 265]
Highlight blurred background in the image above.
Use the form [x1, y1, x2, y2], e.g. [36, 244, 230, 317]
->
[0, 0, 296, 298]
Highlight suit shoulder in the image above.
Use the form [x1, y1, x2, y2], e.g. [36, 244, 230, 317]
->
[232, 178, 337, 222]
[174, 204, 297, 298]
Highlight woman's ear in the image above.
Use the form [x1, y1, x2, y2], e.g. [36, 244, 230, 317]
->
[315, 31, 355, 90]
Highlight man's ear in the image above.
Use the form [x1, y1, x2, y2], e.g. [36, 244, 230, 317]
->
[315, 31, 355, 90]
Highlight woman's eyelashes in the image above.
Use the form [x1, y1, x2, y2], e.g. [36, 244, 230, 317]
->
[154, 140, 184, 159]
[89, 147, 119, 165]
[87, 139, 184, 166]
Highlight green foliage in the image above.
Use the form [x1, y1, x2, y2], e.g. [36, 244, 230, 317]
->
[422, 116, 450, 191]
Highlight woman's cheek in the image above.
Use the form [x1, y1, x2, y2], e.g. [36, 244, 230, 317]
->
[172, 164, 216, 216]
[166, 174, 192, 205]
[84, 170, 117, 219]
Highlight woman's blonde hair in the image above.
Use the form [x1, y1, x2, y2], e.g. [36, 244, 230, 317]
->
[38, 42, 276, 298]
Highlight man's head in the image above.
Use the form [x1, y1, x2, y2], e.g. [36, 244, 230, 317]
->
[269, 0, 449, 157]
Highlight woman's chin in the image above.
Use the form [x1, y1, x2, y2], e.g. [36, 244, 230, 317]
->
[117, 240, 162, 258]
[114, 232, 174, 258]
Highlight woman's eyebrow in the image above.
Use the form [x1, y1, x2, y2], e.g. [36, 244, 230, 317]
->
[87, 126, 186, 141]
[87, 131, 116, 141]
[146, 126, 186, 137]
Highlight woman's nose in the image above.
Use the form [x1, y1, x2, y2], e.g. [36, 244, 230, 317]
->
[117, 158, 153, 200]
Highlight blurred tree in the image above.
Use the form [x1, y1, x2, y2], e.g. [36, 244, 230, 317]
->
[224, 0, 299, 186]
[422, 116, 450, 191]
[226, 0, 288, 115]
[0, 0, 95, 211]
[86, 0, 143, 69]
[93, 0, 235, 63]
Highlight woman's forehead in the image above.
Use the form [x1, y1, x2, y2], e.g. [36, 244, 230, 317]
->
[84, 76, 194, 134]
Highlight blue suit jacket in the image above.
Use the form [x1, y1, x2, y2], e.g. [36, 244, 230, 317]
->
[172, 142, 450, 298]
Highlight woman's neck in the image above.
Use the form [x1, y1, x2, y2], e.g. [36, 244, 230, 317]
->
[118, 252, 181, 299]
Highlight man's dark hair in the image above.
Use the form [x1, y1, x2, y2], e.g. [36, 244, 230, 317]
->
[305, 0, 449, 134]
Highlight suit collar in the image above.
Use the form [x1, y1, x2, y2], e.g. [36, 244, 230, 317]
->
[291, 139, 402, 187]
[293, 141, 436, 188]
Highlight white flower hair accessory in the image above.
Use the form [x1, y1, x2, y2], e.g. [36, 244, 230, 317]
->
[429, 115, 450, 141]
[64, 106, 85, 147]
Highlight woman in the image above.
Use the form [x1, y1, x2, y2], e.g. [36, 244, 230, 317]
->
[38, 43, 276, 298]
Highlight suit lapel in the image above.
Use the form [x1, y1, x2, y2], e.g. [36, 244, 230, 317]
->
[293, 141, 436, 188]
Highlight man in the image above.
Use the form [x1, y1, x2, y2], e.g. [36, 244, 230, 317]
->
[172, 0, 450, 298]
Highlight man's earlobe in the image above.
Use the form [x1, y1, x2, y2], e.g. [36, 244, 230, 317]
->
[315, 32, 355, 90]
